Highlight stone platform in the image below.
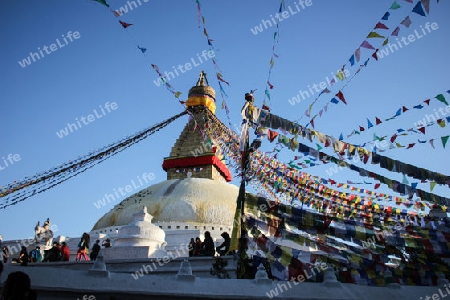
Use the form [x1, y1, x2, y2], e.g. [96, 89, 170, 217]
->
[0, 262, 443, 300]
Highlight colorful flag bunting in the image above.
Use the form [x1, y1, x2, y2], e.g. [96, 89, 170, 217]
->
[382, 38, 389, 46]
[382, 12, 390, 20]
[437, 119, 446, 128]
[367, 119, 373, 128]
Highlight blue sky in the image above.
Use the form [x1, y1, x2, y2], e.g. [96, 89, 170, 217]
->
[0, 0, 449, 240]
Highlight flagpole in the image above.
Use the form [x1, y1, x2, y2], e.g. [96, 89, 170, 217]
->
[236, 91, 255, 279]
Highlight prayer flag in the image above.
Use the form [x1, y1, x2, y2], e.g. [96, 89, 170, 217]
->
[336, 91, 347, 104]
[421, 0, 430, 14]
[119, 20, 133, 28]
[401, 16, 412, 28]
[93, 0, 109, 7]
[374, 22, 389, 30]
[412, 1, 426, 16]
[442, 136, 449, 148]
[360, 41, 375, 50]
[367, 32, 385, 38]
[390, 1, 401, 9]
[436, 94, 449, 105]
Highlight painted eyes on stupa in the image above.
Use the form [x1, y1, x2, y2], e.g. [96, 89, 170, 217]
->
[175, 167, 204, 173]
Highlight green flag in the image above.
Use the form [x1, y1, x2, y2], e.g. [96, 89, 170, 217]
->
[442, 135, 449, 148]
[93, 0, 109, 7]
[436, 94, 449, 105]
[367, 32, 385, 38]
[390, 1, 401, 9]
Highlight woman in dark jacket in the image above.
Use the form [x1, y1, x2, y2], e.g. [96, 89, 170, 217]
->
[200, 231, 215, 256]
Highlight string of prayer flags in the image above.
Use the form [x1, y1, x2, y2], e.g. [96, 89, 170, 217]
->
[256, 108, 450, 191]
[263, 0, 285, 105]
[344, 91, 449, 137]
[195, 0, 233, 129]
[150, 64, 184, 102]
[0, 111, 188, 209]
[305, 1, 423, 128]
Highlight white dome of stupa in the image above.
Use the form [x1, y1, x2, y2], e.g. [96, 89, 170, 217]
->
[92, 178, 239, 231]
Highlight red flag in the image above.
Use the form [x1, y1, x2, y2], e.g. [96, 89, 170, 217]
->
[262, 104, 271, 112]
[418, 127, 425, 134]
[335, 91, 347, 104]
[268, 130, 278, 142]
[424, 99, 430, 105]
[375, 117, 382, 125]
[267, 81, 274, 89]
[119, 20, 133, 28]
[406, 143, 416, 149]
[217, 75, 230, 86]
[402, 106, 409, 112]
[374, 183, 381, 189]
[372, 49, 379, 61]
[390, 134, 397, 143]
[359, 126, 365, 132]
[374, 22, 389, 30]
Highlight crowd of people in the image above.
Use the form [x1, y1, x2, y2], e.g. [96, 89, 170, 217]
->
[1, 232, 113, 265]
[188, 231, 231, 257]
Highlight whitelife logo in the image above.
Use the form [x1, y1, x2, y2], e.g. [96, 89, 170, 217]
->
[18, 31, 81, 68]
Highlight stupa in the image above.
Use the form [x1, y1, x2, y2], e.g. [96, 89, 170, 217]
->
[90, 71, 239, 255]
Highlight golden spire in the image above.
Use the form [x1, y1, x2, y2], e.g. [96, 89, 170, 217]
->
[187, 71, 216, 114]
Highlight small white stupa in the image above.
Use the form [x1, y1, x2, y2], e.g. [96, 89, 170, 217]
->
[102, 206, 168, 260]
